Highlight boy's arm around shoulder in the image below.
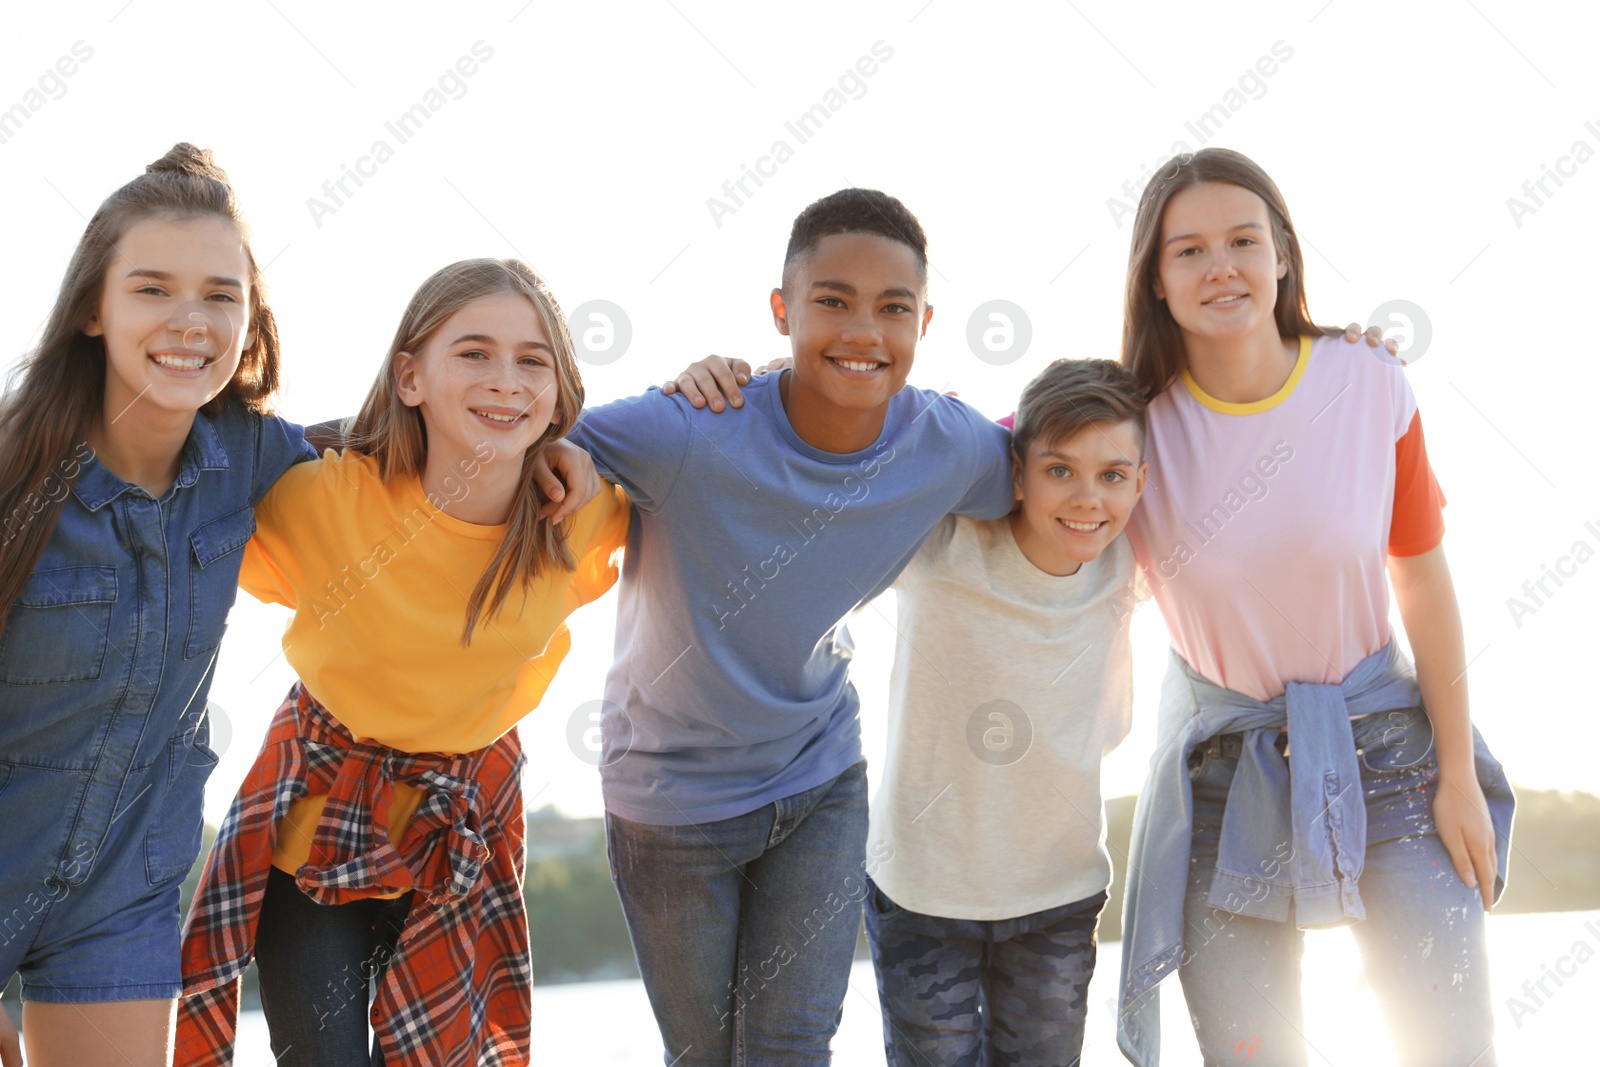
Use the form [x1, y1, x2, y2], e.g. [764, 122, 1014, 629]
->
[941, 395, 1014, 520]
[565, 388, 697, 513]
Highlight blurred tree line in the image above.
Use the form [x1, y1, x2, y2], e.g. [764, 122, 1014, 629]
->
[10, 782, 1587, 1015]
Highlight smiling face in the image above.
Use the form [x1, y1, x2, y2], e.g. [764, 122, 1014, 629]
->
[1153, 181, 1288, 348]
[771, 232, 931, 442]
[84, 215, 252, 423]
[1010, 419, 1146, 577]
[395, 292, 560, 469]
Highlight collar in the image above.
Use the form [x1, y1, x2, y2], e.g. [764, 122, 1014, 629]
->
[72, 409, 231, 510]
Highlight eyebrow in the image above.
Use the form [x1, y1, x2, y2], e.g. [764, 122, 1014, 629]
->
[125, 268, 244, 288]
[450, 333, 554, 352]
[1038, 449, 1134, 467]
[1162, 220, 1266, 248]
[809, 279, 920, 301]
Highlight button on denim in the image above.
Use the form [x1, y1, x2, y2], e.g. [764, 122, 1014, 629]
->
[0, 402, 311, 1002]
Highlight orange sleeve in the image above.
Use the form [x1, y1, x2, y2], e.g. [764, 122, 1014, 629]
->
[1388, 409, 1447, 557]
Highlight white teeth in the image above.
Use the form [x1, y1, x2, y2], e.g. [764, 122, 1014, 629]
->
[1207, 294, 1245, 305]
[152, 353, 207, 370]
[474, 410, 518, 423]
[834, 359, 883, 372]
[1061, 520, 1102, 531]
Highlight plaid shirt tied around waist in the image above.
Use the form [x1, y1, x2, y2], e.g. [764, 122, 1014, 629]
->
[177, 682, 531, 1066]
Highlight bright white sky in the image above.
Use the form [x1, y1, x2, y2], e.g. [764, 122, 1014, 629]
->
[2, 1, 1596, 828]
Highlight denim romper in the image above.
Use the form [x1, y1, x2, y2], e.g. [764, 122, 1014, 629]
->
[0, 401, 311, 1003]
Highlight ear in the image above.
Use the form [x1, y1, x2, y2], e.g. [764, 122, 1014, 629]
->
[84, 314, 103, 338]
[770, 289, 790, 336]
[920, 304, 934, 338]
[394, 352, 424, 408]
[1011, 449, 1025, 504]
[1153, 276, 1166, 302]
[1276, 252, 1289, 280]
[1135, 459, 1149, 495]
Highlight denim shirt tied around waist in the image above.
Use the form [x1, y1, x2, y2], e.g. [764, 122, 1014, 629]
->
[0, 401, 311, 888]
[1115, 639, 1515, 1067]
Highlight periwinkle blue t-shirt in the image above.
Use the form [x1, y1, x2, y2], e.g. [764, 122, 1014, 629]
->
[566, 373, 1013, 825]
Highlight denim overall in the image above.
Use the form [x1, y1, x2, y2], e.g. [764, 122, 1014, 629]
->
[0, 403, 309, 1002]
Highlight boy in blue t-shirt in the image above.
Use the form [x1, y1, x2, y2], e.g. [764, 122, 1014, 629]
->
[564, 189, 1014, 1064]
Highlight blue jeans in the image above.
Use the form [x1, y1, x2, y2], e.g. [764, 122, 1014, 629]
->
[1179, 707, 1497, 1067]
[606, 760, 869, 1066]
[865, 881, 1105, 1067]
[254, 866, 413, 1067]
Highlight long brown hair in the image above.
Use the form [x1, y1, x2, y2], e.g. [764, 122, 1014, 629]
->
[0, 143, 282, 639]
[1119, 148, 1340, 401]
[346, 258, 585, 645]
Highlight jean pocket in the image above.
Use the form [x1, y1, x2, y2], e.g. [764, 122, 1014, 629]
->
[184, 505, 255, 660]
[0, 565, 117, 685]
[867, 880, 904, 921]
[1356, 707, 1435, 776]
[144, 734, 219, 886]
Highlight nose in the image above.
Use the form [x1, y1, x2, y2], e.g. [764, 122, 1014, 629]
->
[1067, 483, 1100, 510]
[1204, 249, 1238, 281]
[838, 305, 882, 346]
[172, 301, 221, 352]
[484, 358, 524, 395]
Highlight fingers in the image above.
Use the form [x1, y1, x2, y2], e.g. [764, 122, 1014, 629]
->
[532, 463, 565, 506]
[1470, 827, 1498, 912]
[670, 372, 709, 409]
[1344, 322, 1363, 343]
[539, 491, 583, 524]
[702, 358, 747, 412]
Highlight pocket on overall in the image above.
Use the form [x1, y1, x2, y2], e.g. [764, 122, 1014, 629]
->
[0, 565, 117, 684]
[184, 505, 256, 659]
[144, 721, 220, 886]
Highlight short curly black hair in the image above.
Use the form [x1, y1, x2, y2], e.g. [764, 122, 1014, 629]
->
[782, 188, 928, 290]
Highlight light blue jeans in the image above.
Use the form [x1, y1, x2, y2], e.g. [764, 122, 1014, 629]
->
[606, 761, 869, 1066]
[1179, 706, 1499, 1067]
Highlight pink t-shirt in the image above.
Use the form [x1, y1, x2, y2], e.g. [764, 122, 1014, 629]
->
[1126, 335, 1445, 701]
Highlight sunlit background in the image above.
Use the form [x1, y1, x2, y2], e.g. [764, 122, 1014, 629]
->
[4, 1, 1598, 1063]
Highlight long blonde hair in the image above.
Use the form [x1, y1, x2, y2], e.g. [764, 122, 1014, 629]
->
[347, 258, 585, 644]
[0, 143, 281, 640]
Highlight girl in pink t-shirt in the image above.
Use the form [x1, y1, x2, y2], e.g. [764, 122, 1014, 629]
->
[1118, 148, 1505, 1066]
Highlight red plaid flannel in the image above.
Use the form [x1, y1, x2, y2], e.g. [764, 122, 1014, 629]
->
[177, 683, 531, 1066]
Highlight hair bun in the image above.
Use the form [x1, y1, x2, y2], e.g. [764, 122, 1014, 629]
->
[146, 143, 229, 184]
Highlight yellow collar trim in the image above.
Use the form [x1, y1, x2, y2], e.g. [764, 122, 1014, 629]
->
[1181, 335, 1310, 415]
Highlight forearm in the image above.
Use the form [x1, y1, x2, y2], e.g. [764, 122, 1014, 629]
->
[304, 417, 348, 453]
[1388, 544, 1475, 779]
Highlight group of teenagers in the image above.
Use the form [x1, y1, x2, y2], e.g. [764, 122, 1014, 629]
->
[0, 140, 1516, 1067]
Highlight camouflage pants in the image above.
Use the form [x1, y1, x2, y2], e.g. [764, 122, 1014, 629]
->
[864, 879, 1105, 1067]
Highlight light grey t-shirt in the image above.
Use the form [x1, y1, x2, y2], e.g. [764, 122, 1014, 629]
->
[868, 513, 1140, 920]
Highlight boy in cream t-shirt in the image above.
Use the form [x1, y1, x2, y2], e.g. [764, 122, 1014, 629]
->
[865, 357, 1148, 1067]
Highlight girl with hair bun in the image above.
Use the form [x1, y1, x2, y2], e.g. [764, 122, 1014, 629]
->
[0, 143, 313, 1066]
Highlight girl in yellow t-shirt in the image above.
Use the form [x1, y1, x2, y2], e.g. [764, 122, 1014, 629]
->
[177, 258, 627, 1067]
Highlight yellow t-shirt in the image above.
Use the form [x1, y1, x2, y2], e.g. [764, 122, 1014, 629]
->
[242, 449, 628, 877]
